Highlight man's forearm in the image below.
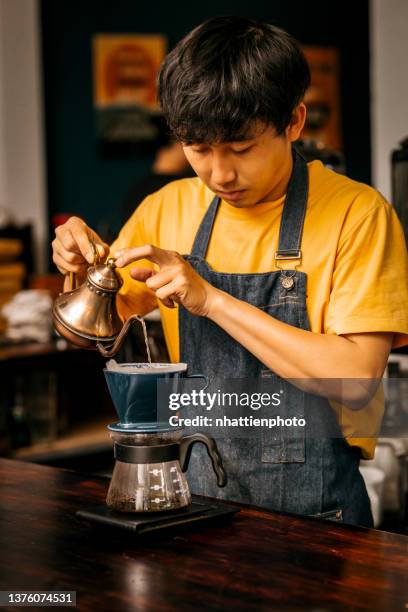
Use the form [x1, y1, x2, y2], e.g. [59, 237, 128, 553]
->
[207, 289, 367, 378]
[206, 288, 389, 407]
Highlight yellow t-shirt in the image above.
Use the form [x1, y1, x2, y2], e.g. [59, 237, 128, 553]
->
[111, 160, 408, 459]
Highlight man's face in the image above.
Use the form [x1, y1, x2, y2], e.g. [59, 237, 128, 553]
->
[182, 123, 293, 207]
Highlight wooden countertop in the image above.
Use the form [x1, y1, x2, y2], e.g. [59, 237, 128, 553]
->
[0, 458, 407, 611]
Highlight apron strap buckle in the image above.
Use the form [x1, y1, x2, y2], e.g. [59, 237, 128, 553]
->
[274, 249, 302, 271]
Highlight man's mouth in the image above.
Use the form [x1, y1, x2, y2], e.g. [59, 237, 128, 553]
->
[216, 189, 247, 201]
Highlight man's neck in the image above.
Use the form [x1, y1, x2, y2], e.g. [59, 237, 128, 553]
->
[258, 150, 294, 205]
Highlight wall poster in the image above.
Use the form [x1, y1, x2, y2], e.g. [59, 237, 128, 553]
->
[93, 34, 167, 154]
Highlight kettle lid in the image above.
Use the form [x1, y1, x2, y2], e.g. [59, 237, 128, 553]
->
[87, 258, 123, 292]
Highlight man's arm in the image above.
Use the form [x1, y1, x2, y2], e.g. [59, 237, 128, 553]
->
[208, 289, 391, 379]
[114, 244, 393, 408]
[207, 289, 392, 408]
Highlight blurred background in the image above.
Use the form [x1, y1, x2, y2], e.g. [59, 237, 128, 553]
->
[0, 0, 407, 533]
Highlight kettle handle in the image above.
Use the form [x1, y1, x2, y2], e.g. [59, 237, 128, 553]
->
[68, 237, 100, 292]
[179, 433, 227, 488]
[68, 271, 76, 291]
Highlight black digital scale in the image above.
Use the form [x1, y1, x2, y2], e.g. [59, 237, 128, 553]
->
[76, 497, 239, 537]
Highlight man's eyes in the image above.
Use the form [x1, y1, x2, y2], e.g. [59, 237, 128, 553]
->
[191, 147, 209, 154]
[233, 146, 253, 155]
[191, 145, 254, 155]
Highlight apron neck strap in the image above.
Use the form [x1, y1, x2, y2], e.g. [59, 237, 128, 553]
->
[275, 148, 308, 267]
[190, 195, 221, 259]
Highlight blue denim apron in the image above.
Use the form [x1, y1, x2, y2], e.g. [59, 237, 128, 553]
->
[179, 150, 373, 526]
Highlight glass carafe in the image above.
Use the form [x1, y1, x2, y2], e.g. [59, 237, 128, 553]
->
[107, 429, 226, 513]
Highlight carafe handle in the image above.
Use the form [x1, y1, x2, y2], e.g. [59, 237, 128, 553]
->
[179, 433, 227, 487]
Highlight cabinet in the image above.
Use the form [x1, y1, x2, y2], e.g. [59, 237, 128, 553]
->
[0, 341, 115, 465]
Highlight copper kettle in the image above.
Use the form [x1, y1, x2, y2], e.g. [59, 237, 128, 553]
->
[52, 243, 143, 358]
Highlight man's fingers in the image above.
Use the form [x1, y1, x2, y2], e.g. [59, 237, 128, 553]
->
[52, 250, 88, 275]
[118, 245, 185, 312]
[55, 219, 108, 264]
[57, 229, 80, 254]
[160, 297, 176, 308]
[52, 241, 88, 266]
[129, 267, 176, 308]
[129, 268, 156, 282]
[88, 230, 109, 262]
[155, 279, 179, 309]
[114, 245, 177, 268]
[75, 229, 108, 264]
[144, 270, 177, 308]
[144, 269, 176, 290]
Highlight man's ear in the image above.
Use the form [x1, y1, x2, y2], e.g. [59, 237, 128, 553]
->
[286, 103, 307, 142]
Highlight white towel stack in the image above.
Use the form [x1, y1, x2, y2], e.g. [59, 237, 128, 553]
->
[1, 289, 53, 343]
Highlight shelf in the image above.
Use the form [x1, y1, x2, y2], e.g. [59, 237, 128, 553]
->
[0, 339, 76, 361]
[12, 417, 113, 462]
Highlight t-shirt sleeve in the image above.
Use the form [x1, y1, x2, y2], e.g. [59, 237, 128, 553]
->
[325, 195, 408, 348]
[110, 197, 158, 320]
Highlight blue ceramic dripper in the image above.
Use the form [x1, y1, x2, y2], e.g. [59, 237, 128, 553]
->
[104, 363, 207, 433]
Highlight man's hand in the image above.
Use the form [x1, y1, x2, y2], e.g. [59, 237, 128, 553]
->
[52, 216, 109, 281]
[114, 245, 221, 317]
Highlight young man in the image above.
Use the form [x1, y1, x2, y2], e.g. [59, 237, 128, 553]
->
[52, 17, 408, 526]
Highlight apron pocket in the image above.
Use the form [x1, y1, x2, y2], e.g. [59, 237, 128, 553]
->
[260, 371, 306, 464]
[261, 435, 305, 463]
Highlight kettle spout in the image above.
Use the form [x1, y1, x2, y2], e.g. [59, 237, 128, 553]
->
[96, 314, 146, 358]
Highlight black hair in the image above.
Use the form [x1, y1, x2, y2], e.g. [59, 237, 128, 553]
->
[158, 16, 310, 144]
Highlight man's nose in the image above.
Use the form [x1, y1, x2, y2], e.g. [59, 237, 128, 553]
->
[210, 154, 237, 187]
